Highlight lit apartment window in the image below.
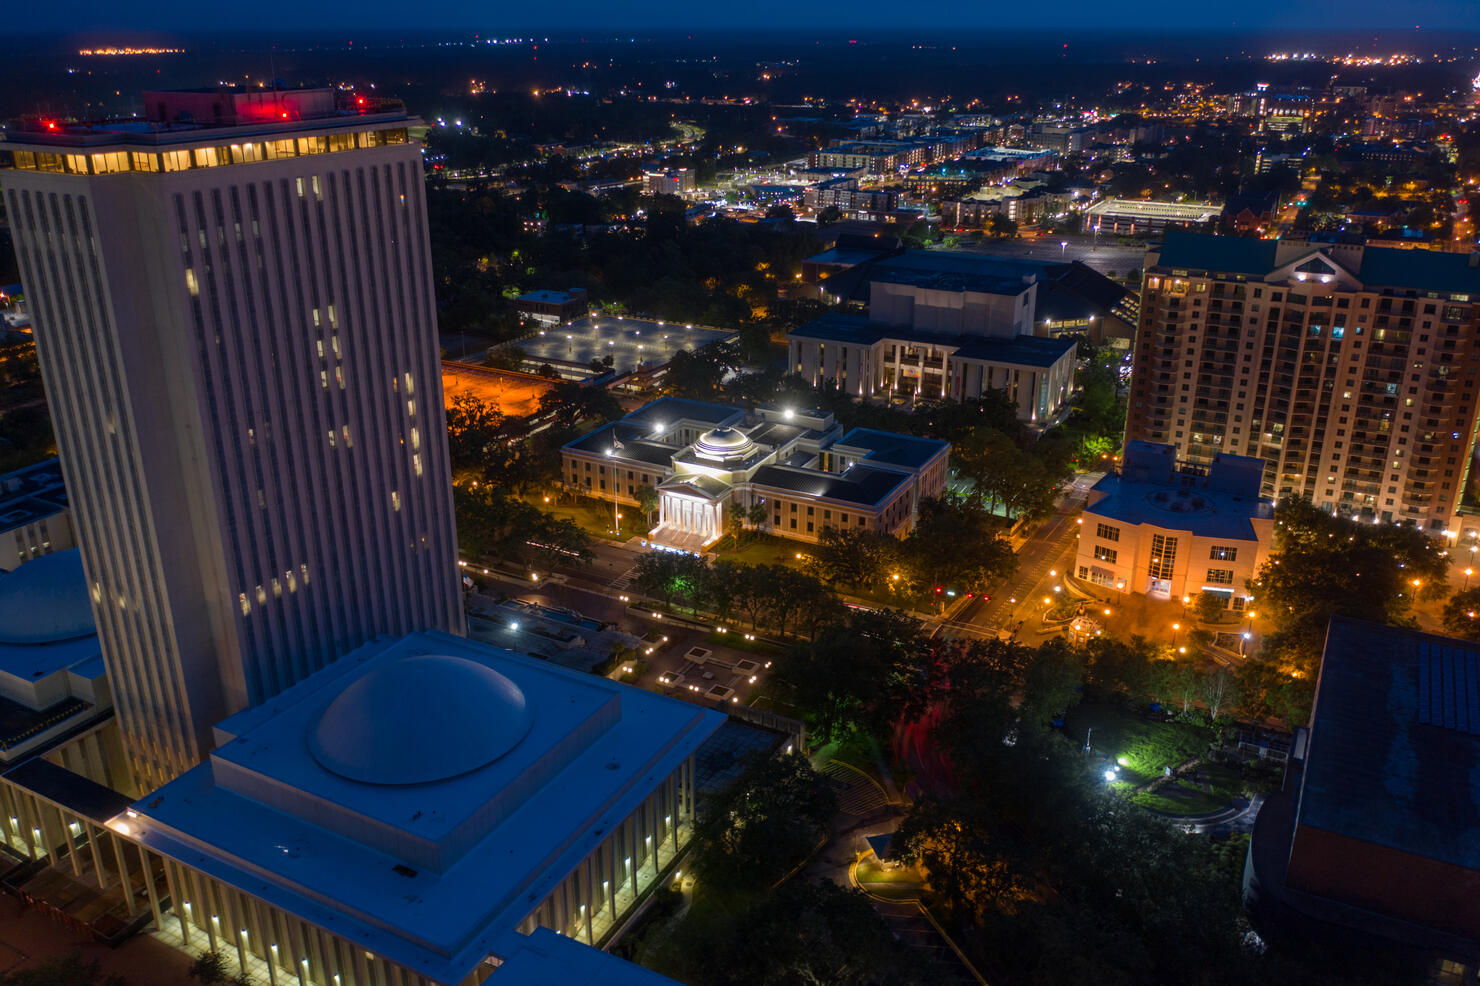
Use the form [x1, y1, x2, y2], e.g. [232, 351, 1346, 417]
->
[1095, 523, 1120, 542]
[1209, 545, 1238, 561]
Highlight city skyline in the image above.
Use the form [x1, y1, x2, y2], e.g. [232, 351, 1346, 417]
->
[5, 3, 1480, 35]
[0, 20, 1476, 985]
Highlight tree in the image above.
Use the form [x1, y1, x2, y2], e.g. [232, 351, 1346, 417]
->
[1201, 667, 1240, 721]
[776, 608, 927, 742]
[632, 551, 708, 611]
[666, 879, 923, 986]
[454, 486, 594, 571]
[1195, 590, 1227, 625]
[663, 344, 731, 398]
[692, 752, 836, 894]
[986, 212, 1018, 238]
[953, 426, 1066, 522]
[484, 344, 526, 371]
[1019, 638, 1085, 728]
[901, 795, 1035, 919]
[815, 204, 843, 226]
[1442, 587, 1480, 641]
[634, 484, 661, 527]
[535, 379, 621, 429]
[807, 525, 901, 591]
[901, 496, 1016, 596]
[761, 565, 834, 640]
[1173, 661, 1201, 714]
[1250, 497, 1448, 684]
[187, 952, 229, 986]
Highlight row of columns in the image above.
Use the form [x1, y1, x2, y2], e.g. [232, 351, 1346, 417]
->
[159, 852, 436, 986]
[519, 756, 695, 947]
[0, 743, 697, 986]
[0, 777, 160, 927]
[658, 494, 719, 540]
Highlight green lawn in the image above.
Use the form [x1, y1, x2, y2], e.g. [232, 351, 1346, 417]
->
[708, 533, 804, 567]
[855, 860, 922, 901]
[535, 495, 640, 542]
[1131, 761, 1245, 815]
[1064, 701, 1216, 785]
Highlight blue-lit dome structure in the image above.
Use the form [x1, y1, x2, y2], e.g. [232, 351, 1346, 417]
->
[0, 549, 96, 645]
[308, 654, 533, 785]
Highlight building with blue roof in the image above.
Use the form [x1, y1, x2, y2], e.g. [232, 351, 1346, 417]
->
[513, 288, 588, 325]
[0, 458, 74, 572]
[115, 630, 719, 986]
[0, 547, 125, 781]
[1245, 618, 1480, 977]
[788, 250, 1078, 423]
[1130, 231, 1480, 535]
[1074, 441, 1273, 605]
[563, 399, 948, 551]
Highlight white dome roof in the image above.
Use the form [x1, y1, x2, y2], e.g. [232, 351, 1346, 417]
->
[0, 549, 96, 645]
[309, 655, 533, 785]
[695, 427, 754, 458]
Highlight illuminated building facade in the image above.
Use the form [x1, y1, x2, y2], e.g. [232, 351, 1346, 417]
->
[2, 88, 464, 787]
[1128, 231, 1480, 533]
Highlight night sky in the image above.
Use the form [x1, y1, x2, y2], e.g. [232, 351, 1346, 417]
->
[13, 0, 1480, 33]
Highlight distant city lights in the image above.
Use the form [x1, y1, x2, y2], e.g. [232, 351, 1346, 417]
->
[79, 46, 184, 56]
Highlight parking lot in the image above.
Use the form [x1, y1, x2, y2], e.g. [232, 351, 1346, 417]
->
[517, 316, 735, 373]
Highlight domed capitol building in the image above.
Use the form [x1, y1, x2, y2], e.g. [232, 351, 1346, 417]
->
[562, 398, 950, 551]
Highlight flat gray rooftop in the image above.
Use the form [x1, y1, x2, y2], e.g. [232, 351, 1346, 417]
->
[1299, 619, 1480, 871]
[519, 318, 735, 374]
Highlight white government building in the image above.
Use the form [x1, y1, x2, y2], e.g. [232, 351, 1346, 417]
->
[787, 252, 1077, 423]
[562, 398, 950, 551]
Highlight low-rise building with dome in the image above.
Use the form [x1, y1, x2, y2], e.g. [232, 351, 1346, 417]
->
[41, 630, 723, 985]
[0, 548, 122, 778]
[1074, 441, 1273, 607]
[562, 398, 950, 551]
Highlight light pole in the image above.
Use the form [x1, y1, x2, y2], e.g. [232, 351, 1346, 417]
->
[1060, 240, 1068, 258]
[1467, 568, 1474, 590]
[1171, 622, 1180, 647]
[606, 447, 620, 534]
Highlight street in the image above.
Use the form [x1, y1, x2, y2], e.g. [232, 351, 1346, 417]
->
[932, 472, 1101, 640]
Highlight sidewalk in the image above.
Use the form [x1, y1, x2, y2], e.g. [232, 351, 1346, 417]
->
[0, 897, 194, 986]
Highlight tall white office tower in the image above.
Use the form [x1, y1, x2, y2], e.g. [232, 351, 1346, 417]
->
[3, 88, 464, 788]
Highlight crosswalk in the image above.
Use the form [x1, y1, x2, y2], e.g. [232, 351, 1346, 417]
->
[607, 565, 637, 592]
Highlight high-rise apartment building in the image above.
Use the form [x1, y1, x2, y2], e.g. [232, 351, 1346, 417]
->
[2, 87, 463, 787]
[1128, 231, 1480, 533]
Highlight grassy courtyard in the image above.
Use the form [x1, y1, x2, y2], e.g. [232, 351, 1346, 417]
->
[1130, 760, 1247, 815]
[1063, 701, 1216, 786]
[536, 494, 640, 542]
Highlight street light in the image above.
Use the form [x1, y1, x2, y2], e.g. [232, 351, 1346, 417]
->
[1467, 567, 1474, 590]
[1171, 622, 1180, 646]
